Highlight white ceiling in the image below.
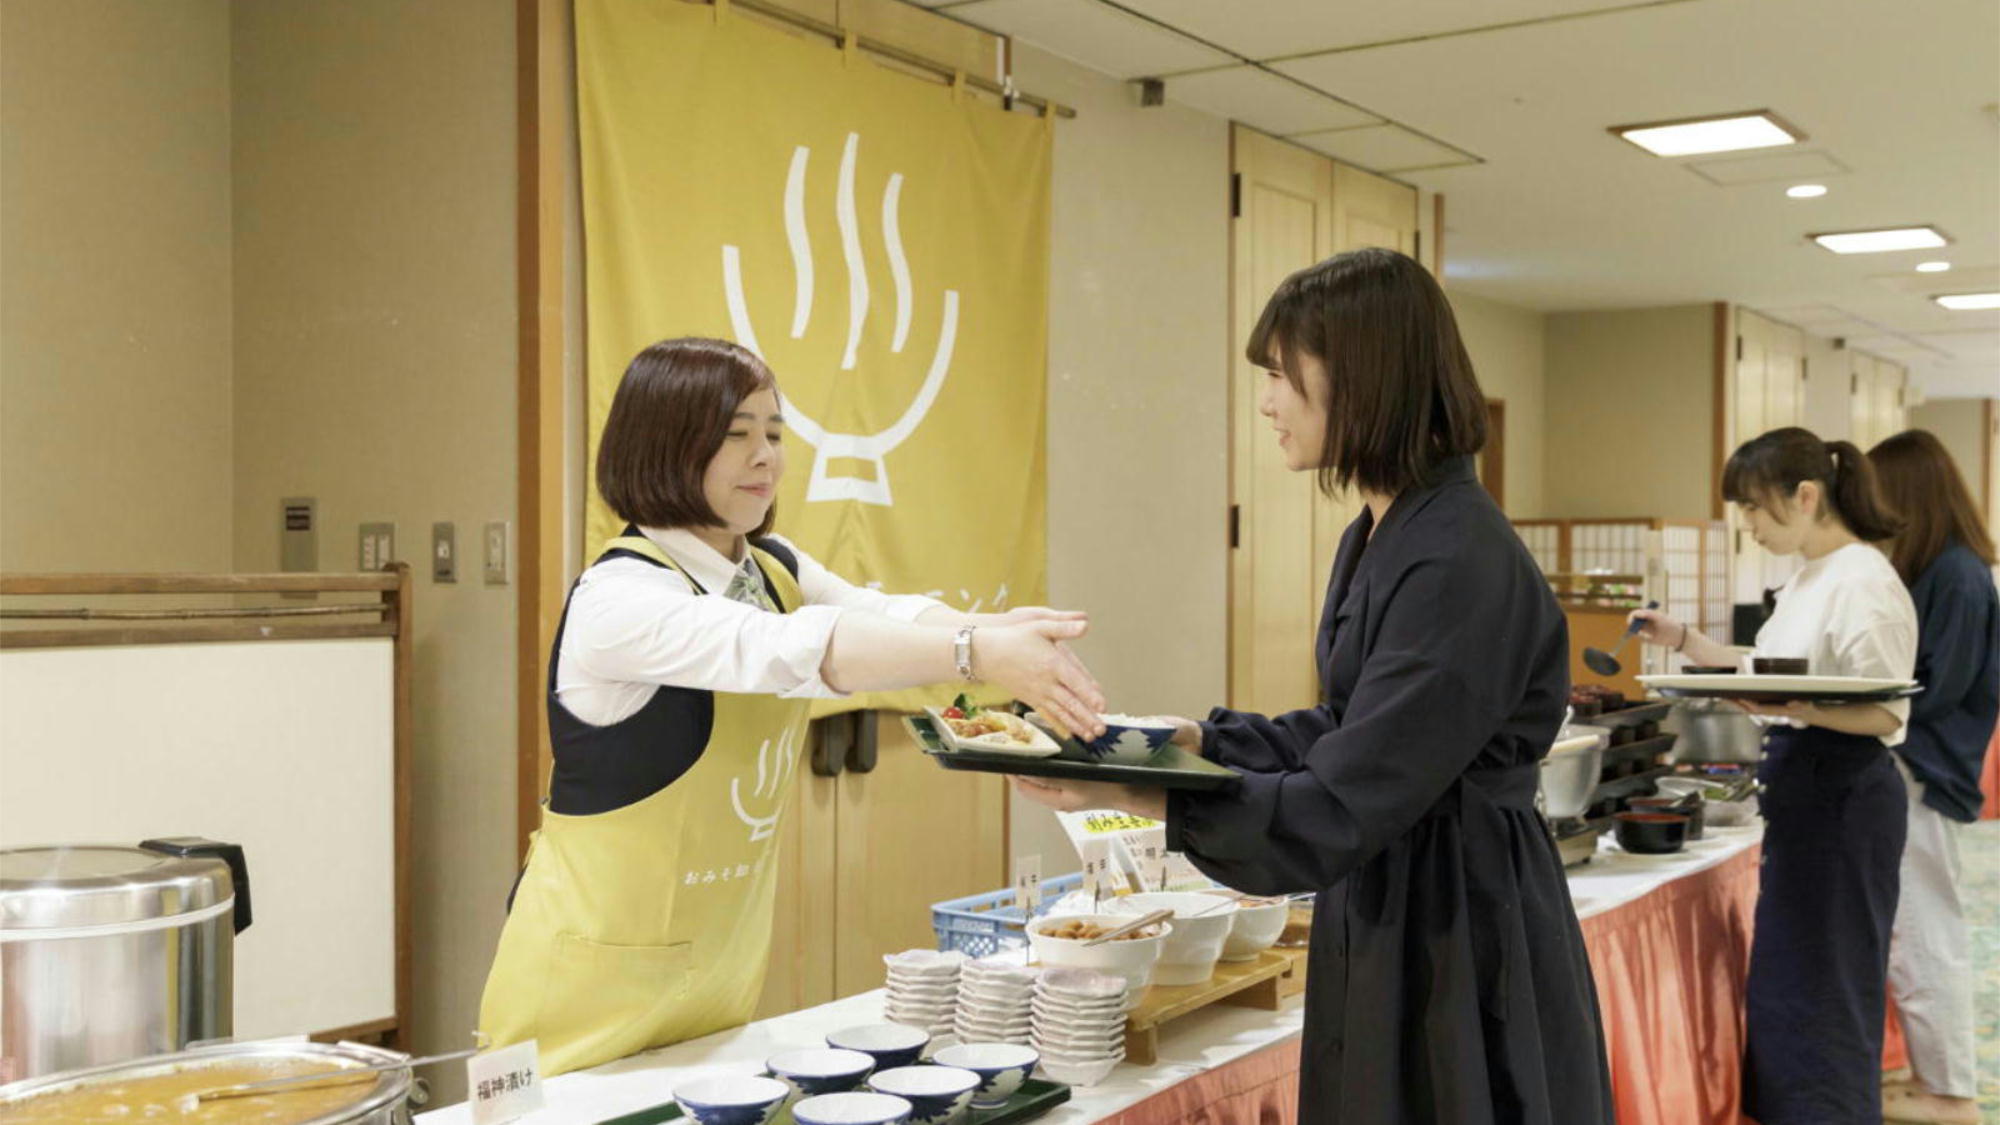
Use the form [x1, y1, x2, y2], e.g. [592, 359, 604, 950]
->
[929, 0, 2000, 398]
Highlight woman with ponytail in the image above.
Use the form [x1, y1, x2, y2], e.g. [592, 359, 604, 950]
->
[1866, 430, 1995, 1125]
[1629, 426, 1917, 1125]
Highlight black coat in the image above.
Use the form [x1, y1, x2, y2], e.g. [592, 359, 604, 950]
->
[1166, 458, 1613, 1124]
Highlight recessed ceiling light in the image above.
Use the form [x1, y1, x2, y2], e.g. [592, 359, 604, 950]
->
[1809, 226, 1950, 254]
[1610, 110, 1805, 157]
[1934, 292, 2000, 311]
[1786, 184, 1828, 199]
[1915, 261, 1952, 273]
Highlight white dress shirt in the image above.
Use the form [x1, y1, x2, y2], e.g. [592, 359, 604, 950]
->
[556, 527, 944, 726]
[1753, 542, 1919, 747]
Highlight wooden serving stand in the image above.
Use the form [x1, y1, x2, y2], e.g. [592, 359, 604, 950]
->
[1122, 949, 1299, 1065]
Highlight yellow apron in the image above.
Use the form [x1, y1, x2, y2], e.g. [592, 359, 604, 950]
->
[478, 536, 811, 1075]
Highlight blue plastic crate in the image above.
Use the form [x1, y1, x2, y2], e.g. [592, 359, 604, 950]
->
[931, 872, 1084, 958]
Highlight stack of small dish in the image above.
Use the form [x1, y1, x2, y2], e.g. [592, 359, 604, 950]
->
[953, 959, 1036, 1046]
[1029, 967, 1127, 1087]
[882, 949, 964, 1039]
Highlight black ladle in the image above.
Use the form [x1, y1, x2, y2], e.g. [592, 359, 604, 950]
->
[1583, 599, 1658, 677]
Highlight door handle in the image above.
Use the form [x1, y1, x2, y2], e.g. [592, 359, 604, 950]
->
[810, 716, 847, 777]
[845, 711, 880, 774]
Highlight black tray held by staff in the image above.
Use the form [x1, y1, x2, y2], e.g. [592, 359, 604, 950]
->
[905, 714, 1241, 791]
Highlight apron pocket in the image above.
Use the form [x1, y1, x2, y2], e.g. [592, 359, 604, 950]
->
[536, 932, 694, 1044]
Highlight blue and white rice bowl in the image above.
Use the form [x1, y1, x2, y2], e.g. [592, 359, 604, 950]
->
[671, 1074, 791, 1125]
[766, 1047, 876, 1098]
[1081, 714, 1176, 763]
[825, 1024, 931, 1072]
[791, 1090, 915, 1125]
[864, 1065, 980, 1125]
[931, 1043, 1039, 1109]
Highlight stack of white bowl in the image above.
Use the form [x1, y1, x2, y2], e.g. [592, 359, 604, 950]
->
[953, 959, 1037, 1045]
[882, 949, 965, 1039]
[1029, 967, 1127, 1087]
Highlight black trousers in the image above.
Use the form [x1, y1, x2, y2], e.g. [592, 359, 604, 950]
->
[1742, 726, 1907, 1125]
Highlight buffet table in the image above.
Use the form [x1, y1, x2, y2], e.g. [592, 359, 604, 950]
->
[421, 827, 1775, 1125]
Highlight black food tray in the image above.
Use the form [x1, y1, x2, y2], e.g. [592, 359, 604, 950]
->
[595, 1075, 1072, 1125]
[907, 715, 1240, 791]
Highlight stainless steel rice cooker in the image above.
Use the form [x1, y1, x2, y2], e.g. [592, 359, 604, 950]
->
[0, 838, 251, 1082]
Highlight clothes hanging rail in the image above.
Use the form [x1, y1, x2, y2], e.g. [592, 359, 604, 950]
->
[721, 0, 1077, 119]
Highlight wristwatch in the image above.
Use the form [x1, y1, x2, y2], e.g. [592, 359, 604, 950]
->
[954, 626, 977, 682]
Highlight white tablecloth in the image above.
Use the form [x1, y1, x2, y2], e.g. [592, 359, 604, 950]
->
[420, 825, 1763, 1125]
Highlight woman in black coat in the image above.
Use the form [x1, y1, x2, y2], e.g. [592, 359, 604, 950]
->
[1015, 248, 1613, 1124]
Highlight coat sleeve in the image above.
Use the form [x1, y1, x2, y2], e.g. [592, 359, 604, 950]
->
[1165, 552, 1541, 895]
[1909, 567, 1994, 725]
[1199, 704, 1338, 772]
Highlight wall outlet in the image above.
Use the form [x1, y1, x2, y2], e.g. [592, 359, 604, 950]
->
[483, 521, 510, 586]
[432, 522, 457, 584]
[359, 522, 396, 571]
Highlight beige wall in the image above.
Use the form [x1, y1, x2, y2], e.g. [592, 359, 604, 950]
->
[1544, 305, 1716, 520]
[1005, 44, 1231, 875]
[228, 0, 517, 1095]
[0, 0, 235, 572]
[1448, 290, 1547, 518]
[1909, 397, 1990, 501]
[1800, 332, 1851, 445]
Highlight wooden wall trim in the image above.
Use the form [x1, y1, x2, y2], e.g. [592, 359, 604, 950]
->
[1433, 193, 1445, 275]
[1, 573, 398, 595]
[1710, 301, 1729, 520]
[384, 563, 414, 1052]
[517, 0, 568, 860]
[1984, 399, 1995, 514]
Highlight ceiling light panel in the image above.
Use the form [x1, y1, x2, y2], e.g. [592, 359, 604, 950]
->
[1612, 111, 1803, 157]
[1811, 227, 1950, 254]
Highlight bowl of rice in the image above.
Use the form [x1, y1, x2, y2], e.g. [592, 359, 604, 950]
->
[1026, 712, 1175, 765]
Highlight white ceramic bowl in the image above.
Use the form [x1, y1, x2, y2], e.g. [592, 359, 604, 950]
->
[791, 1091, 915, 1125]
[673, 1075, 792, 1125]
[882, 949, 966, 979]
[766, 1048, 876, 1098]
[1038, 1053, 1122, 1087]
[1212, 894, 1288, 962]
[1111, 893, 1235, 986]
[932, 1044, 1039, 1110]
[865, 1066, 980, 1125]
[826, 1024, 931, 1071]
[1027, 915, 1167, 1005]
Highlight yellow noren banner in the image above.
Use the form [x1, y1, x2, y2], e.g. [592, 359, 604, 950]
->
[577, 0, 1053, 715]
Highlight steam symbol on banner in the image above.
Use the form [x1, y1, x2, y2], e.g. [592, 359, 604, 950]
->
[730, 722, 800, 843]
[722, 132, 958, 507]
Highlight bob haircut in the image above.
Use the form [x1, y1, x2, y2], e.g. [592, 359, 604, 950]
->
[595, 336, 779, 537]
[1245, 247, 1487, 496]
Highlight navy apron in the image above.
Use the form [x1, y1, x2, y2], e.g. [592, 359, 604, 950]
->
[1742, 724, 1906, 1124]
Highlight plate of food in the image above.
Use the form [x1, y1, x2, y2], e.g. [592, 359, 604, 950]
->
[925, 695, 1063, 757]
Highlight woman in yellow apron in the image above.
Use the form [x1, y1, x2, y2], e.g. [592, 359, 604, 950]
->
[480, 337, 1105, 1075]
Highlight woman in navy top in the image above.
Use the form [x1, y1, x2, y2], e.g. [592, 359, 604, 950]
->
[1867, 429, 1997, 1125]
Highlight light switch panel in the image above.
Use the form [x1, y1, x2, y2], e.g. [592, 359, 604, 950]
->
[281, 497, 317, 573]
[483, 521, 510, 586]
[432, 522, 457, 584]
[359, 522, 396, 571]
